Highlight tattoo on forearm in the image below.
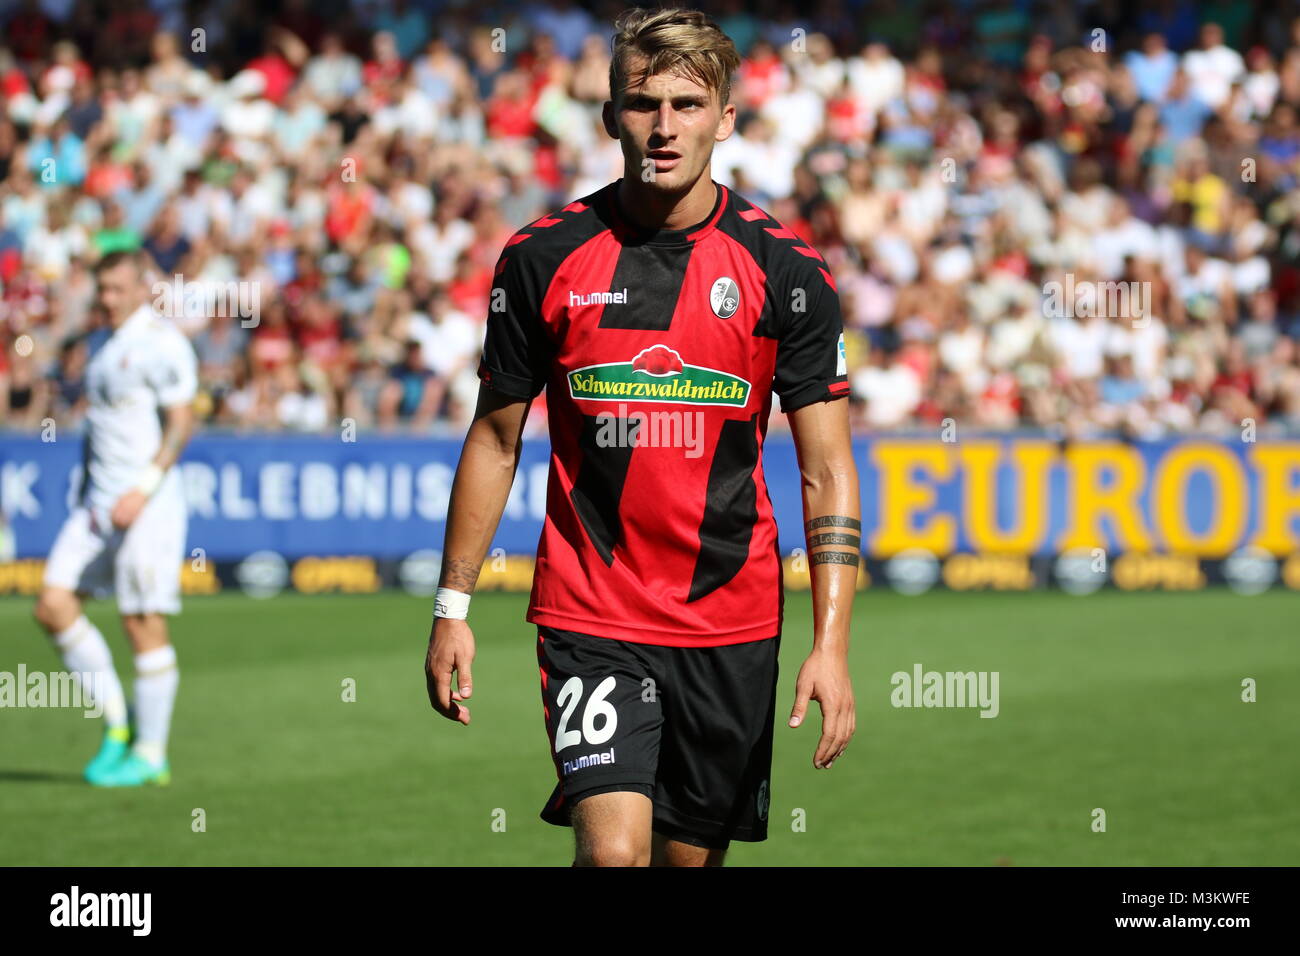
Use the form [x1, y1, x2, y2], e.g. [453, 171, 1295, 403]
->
[158, 427, 187, 464]
[805, 515, 861, 531]
[440, 558, 481, 593]
[808, 532, 860, 548]
[811, 551, 860, 567]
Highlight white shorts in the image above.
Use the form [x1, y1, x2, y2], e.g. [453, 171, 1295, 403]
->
[43, 487, 188, 615]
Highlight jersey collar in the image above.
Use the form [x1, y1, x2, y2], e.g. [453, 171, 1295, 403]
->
[115, 304, 156, 338]
[605, 179, 728, 247]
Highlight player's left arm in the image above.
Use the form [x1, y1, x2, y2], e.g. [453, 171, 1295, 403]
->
[787, 397, 859, 770]
[773, 256, 859, 769]
[111, 331, 199, 530]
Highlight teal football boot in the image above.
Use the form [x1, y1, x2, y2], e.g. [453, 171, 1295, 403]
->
[83, 725, 131, 784]
[89, 750, 170, 787]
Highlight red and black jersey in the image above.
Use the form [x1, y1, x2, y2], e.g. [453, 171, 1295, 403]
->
[479, 179, 849, 646]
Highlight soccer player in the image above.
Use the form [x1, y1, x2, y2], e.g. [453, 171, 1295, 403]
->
[33, 250, 198, 787]
[425, 7, 860, 866]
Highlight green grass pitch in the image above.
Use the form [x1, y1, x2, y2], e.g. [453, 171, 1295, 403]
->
[1, 589, 1297, 865]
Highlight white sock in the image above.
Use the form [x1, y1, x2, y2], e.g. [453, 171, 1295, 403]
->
[53, 615, 128, 729]
[132, 645, 179, 766]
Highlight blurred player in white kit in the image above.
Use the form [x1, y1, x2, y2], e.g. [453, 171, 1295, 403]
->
[33, 250, 198, 787]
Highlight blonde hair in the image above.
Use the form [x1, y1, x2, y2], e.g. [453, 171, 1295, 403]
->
[609, 7, 740, 107]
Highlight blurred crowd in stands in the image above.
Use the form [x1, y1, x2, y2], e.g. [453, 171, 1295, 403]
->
[2, 0, 1300, 438]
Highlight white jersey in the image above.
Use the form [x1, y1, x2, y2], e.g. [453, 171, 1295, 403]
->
[82, 304, 197, 517]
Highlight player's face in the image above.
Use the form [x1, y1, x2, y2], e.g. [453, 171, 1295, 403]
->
[96, 261, 146, 325]
[605, 57, 735, 194]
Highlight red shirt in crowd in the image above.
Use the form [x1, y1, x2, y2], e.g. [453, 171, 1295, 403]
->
[247, 52, 298, 105]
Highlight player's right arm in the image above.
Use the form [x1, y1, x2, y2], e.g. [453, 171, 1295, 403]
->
[425, 236, 552, 726]
[425, 387, 532, 725]
[111, 326, 199, 530]
[110, 399, 196, 530]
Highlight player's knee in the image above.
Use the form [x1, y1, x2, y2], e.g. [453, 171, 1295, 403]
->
[121, 612, 168, 649]
[576, 834, 651, 867]
[34, 588, 77, 634]
[662, 845, 725, 867]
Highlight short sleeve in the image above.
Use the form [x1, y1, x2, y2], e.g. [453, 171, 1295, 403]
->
[147, 329, 198, 407]
[773, 264, 849, 412]
[477, 247, 553, 400]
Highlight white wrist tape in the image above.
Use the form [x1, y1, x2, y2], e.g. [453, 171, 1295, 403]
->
[434, 587, 471, 620]
[135, 464, 165, 497]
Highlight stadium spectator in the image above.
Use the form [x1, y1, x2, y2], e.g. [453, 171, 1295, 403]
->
[378, 338, 440, 429]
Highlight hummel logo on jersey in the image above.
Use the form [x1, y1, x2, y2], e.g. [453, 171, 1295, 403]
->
[569, 288, 629, 307]
[561, 746, 615, 775]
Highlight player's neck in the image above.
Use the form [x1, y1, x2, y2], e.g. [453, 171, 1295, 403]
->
[616, 171, 717, 233]
[109, 302, 148, 330]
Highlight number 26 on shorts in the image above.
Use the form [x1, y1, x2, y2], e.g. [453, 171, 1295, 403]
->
[554, 676, 618, 751]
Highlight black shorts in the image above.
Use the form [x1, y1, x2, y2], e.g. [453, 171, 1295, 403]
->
[536, 624, 781, 850]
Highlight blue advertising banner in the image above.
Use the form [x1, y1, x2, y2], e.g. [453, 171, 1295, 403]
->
[1, 432, 1299, 564]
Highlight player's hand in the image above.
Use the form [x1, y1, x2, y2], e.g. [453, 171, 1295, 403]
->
[788, 647, 855, 769]
[425, 617, 476, 726]
[110, 489, 148, 530]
